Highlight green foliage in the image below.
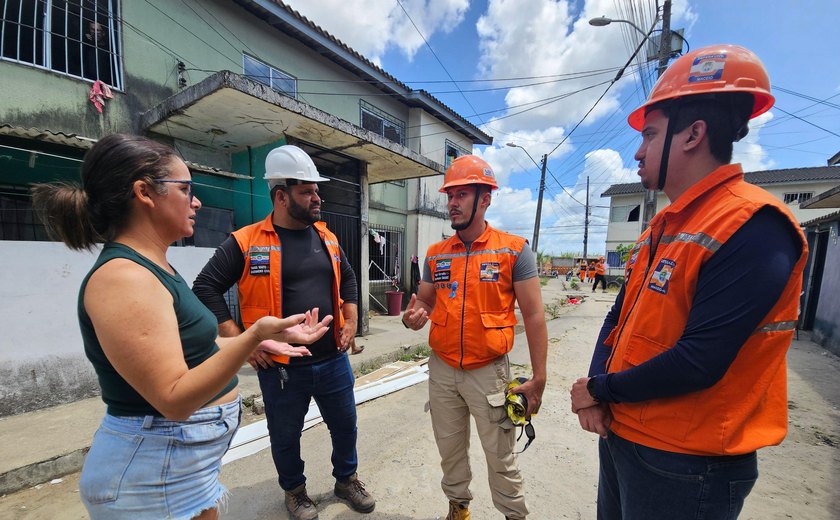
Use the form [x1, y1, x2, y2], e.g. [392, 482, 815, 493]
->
[615, 243, 633, 264]
[399, 344, 432, 362]
[356, 343, 432, 376]
[544, 297, 569, 319]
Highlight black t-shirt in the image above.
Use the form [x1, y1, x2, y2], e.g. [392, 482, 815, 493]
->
[192, 224, 358, 365]
[274, 226, 338, 363]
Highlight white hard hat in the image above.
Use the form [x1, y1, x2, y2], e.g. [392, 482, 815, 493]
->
[264, 145, 330, 188]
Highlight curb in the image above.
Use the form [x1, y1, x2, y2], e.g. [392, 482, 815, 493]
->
[0, 448, 89, 496]
[0, 341, 431, 496]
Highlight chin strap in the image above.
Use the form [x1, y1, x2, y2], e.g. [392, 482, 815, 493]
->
[657, 99, 683, 191]
[454, 186, 483, 231]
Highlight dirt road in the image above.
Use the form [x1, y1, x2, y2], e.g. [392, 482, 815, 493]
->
[1, 283, 838, 519]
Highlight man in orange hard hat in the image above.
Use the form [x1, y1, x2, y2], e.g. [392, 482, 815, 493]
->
[401, 155, 548, 520]
[592, 257, 607, 293]
[570, 45, 807, 518]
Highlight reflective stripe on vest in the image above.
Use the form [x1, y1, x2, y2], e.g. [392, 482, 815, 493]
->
[606, 164, 807, 456]
[426, 225, 526, 370]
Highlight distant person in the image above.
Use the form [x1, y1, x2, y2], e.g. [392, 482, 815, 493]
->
[570, 45, 807, 519]
[592, 257, 607, 293]
[579, 260, 587, 282]
[31, 134, 330, 520]
[401, 155, 548, 520]
[587, 261, 597, 283]
[192, 145, 373, 519]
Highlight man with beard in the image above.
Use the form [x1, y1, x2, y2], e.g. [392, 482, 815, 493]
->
[193, 145, 373, 520]
[401, 155, 548, 520]
[570, 45, 806, 519]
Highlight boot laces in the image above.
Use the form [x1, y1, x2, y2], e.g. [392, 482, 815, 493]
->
[290, 489, 314, 509]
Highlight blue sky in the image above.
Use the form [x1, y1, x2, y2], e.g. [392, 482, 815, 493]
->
[285, 0, 840, 255]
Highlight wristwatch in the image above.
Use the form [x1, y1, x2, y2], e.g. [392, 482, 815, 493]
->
[586, 376, 600, 403]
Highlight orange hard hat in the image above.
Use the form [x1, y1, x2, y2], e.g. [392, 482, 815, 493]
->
[439, 155, 499, 193]
[628, 44, 774, 131]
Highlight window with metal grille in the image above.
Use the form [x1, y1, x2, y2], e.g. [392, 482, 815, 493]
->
[243, 54, 296, 98]
[0, 185, 49, 240]
[368, 226, 402, 284]
[783, 192, 813, 204]
[360, 100, 405, 145]
[176, 205, 234, 248]
[445, 139, 470, 168]
[1, 0, 123, 88]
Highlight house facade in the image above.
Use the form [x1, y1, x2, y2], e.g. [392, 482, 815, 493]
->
[600, 166, 840, 273]
[0, 0, 490, 415]
[799, 184, 840, 356]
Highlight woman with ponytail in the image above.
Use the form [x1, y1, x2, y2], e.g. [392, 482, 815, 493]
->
[32, 134, 332, 520]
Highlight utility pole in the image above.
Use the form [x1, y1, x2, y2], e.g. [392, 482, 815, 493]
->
[532, 153, 548, 253]
[641, 0, 672, 231]
[583, 176, 590, 260]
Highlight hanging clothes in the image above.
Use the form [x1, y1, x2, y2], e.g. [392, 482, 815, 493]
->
[410, 255, 421, 295]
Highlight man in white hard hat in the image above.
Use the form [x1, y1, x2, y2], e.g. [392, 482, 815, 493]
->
[193, 145, 373, 519]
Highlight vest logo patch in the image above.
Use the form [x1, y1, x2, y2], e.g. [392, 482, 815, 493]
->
[249, 252, 270, 276]
[434, 259, 451, 282]
[479, 262, 500, 282]
[648, 258, 675, 294]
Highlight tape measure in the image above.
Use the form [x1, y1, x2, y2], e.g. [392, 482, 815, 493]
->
[505, 377, 530, 426]
[505, 377, 536, 453]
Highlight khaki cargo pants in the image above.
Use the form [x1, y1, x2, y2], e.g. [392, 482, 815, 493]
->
[428, 352, 528, 519]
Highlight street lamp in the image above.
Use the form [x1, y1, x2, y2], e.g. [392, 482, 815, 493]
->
[588, 16, 689, 58]
[588, 16, 650, 39]
[590, 9, 690, 233]
[506, 143, 547, 253]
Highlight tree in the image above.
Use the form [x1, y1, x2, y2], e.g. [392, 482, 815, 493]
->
[615, 243, 633, 264]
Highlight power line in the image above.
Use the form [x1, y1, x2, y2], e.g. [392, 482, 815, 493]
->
[394, 0, 486, 129]
[773, 106, 840, 139]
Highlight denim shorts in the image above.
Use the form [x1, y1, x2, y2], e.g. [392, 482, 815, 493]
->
[80, 396, 241, 520]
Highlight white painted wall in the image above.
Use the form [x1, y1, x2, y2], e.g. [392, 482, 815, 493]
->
[762, 182, 839, 223]
[604, 181, 840, 253]
[0, 241, 216, 416]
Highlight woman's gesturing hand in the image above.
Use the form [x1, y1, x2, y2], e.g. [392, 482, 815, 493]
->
[254, 308, 334, 346]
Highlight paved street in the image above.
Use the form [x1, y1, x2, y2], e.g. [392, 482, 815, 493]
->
[1, 280, 838, 519]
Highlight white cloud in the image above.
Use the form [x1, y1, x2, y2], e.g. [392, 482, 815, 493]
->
[486, 147, 636, 255]
[282, 0, 469, 63]
[734, 111, 775, 172]
[476, 0, 631, 134]
[474, 127, 571, 186]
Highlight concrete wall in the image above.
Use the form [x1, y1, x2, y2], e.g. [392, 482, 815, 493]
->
[0, 0, 412, 162]
[811, 220, 840, 356]
[0, 242, 215, 417]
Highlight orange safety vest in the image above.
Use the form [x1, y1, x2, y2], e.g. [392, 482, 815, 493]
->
[595, 262, 606, 276]
[426, 224, 526, 370]
[231, 214, 345, 363]
[603, 164, 807, 456]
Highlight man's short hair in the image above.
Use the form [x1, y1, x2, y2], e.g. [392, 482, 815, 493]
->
[647, 92, 754, 164]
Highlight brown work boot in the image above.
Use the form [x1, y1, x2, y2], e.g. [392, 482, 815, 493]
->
[334, 473, 375, 513]
[285, 484, 318, 520]
[446, 501, 471, 520]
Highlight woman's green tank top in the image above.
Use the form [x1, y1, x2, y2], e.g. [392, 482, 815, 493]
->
[78, 243, 237, 416]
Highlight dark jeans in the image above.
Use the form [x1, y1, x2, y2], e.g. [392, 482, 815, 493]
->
[257, 354, 358, 491]
[598, 432, 757, 520]
[593, 274, 607, 291]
